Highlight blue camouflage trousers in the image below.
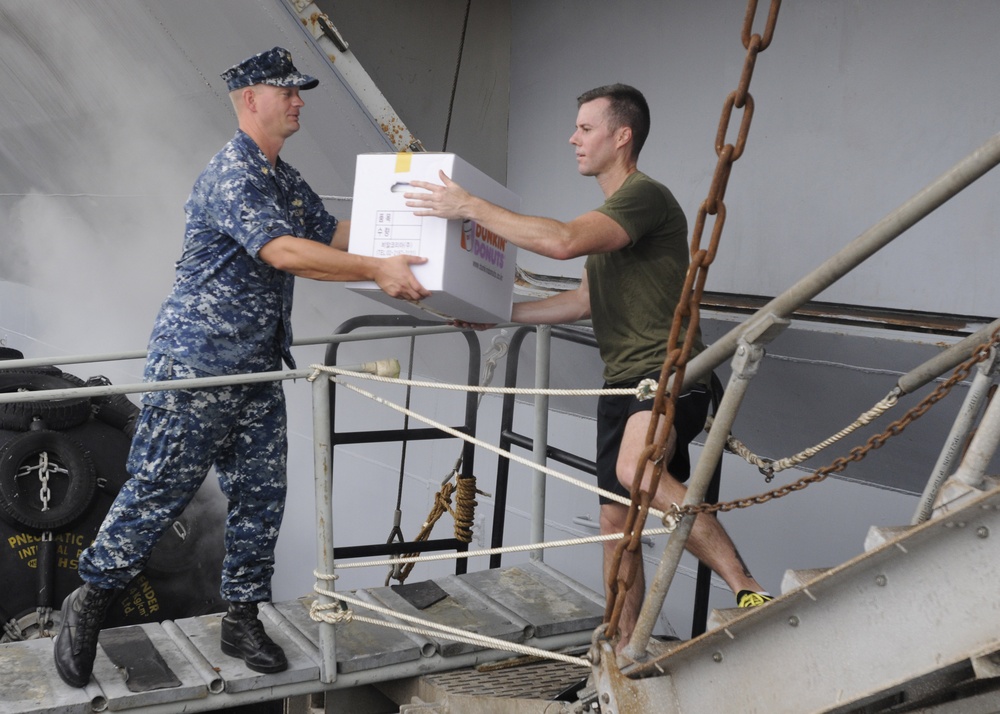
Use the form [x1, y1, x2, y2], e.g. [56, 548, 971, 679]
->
[78, 353, 288, 603]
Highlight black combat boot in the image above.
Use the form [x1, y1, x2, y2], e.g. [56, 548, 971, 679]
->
[220, 601, 288, 673]
[54, 583, 119, 687]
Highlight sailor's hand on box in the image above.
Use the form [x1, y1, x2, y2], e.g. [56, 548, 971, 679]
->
[376, 254, 430, 301]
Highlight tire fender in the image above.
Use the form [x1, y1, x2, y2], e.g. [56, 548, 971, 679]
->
[0, 430, 98, 531]
[0, 372, 92, 431]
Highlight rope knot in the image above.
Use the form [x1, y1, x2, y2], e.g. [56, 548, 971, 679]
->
[636, 378, 658, 401]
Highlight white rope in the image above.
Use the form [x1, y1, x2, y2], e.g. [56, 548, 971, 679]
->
[309, 363, 658, 400]
[719, 391, 899, 474]
[324, 375, 666, 518]
[310, 587, 590, 667]
[320, 526, 675, 571]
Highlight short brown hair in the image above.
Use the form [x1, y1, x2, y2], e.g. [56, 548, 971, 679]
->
[577, 84, 650, 160]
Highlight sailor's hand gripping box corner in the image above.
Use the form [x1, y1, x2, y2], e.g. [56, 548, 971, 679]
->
[347, 153, 520, 323]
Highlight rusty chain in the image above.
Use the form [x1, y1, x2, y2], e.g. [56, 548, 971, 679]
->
[674, 326, 1000, 518]
[605, 0, 781, 639]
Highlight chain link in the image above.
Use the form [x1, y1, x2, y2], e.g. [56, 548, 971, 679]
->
[604, 0, 782, 641]
[38, 452, 52, 511]
[16, 450, 69, 513]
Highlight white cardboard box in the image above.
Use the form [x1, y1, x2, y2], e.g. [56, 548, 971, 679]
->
[347, 153, 520, 323]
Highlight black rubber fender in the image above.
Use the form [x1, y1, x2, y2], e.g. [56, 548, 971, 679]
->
[84, 376, 140, 439]
[0, 372, 92, 431]
[57, 373, 140, 439]
[0, 430, 97, 531]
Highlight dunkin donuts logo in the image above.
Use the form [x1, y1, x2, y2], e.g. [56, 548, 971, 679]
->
[461, 220, 507, 269]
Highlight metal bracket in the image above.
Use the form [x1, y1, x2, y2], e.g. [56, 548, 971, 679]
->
[731, 311, 790, 381]
[283, 0, 425, 152]
[741, 310, 791, 347]
[316, 14, 349, 52]
[933, 475, 1000, 516]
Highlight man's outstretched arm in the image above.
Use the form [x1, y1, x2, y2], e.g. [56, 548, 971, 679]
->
[405, 171, 630, 259]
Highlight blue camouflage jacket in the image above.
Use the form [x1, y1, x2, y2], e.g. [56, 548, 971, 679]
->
[147, 130, 338, 374]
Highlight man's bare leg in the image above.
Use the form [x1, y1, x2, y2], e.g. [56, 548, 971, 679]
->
[600, 501, 644, 651]
[617, 410, 765, 598]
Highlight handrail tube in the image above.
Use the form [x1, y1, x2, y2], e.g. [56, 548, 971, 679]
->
[0, 349, 148, 370]
[310, 371, 338, 683]
[501, 431, 597, 475]
[912, 352, 998, 524]
[946, 383, 1000, 490]
[683, 131, 1000, 392]
[690, 464, 721, 639]
[0, 368, 314, 403]
[896, 317, 1000, 396]
[546, 324, 599, 349]
[333, 538, 467, 560]
[0, 324, 469, 372]
[0, 360, 393, 405]
[331, 426, 471, 446]
[490, 327, 534, 569]
[531, 326, 552, 561]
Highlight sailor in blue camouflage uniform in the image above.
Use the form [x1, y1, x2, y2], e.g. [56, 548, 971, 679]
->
[55, 47, 430, 687]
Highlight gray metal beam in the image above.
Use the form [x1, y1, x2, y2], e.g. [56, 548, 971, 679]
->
[600, 486, 1000, 714]
[285, 0, 424, 151]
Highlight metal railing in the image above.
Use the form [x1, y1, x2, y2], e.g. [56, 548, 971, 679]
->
[322, 314, 482, 567]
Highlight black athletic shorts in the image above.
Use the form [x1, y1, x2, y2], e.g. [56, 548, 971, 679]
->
[595, 373, 711, 505]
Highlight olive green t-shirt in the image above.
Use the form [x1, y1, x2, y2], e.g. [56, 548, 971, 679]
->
[585, 171, 705, 384]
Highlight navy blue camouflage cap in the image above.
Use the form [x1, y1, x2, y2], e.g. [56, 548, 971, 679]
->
[221, 46, 319, 92]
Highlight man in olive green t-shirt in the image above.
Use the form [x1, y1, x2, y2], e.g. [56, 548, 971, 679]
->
[407, 84, 770, 653]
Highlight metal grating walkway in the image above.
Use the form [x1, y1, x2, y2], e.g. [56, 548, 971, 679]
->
[1, 561, 601, 714]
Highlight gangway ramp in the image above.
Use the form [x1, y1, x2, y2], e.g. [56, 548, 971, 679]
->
[595, 485, 1000, 714]
[1, 562, 598, 714]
